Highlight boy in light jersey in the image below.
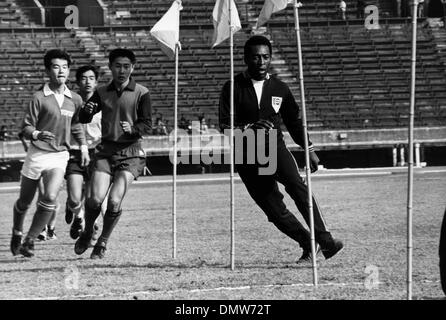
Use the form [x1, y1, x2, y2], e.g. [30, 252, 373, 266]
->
[10, 49, 88, 258]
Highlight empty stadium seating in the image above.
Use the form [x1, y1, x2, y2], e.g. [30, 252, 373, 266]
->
[1, 0, 446, 139]
[269, 20, 446, 129]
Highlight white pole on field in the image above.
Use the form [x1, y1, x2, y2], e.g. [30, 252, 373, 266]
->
[228, 0, 236, 271]
[172, 42, 180, 259]
[293, 0, 317, 286]
[407, 0, 419, 301]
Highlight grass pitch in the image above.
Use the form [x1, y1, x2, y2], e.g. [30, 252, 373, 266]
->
[0, 168, 445, 300]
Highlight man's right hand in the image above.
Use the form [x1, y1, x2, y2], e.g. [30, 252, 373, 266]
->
[37, 131, 55, 143]
[246, 119, 274, 131]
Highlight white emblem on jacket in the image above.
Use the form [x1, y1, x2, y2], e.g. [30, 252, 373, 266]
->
[271, 96, 283, 113]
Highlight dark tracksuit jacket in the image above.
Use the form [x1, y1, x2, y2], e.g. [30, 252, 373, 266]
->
[219, 72, 333, 249]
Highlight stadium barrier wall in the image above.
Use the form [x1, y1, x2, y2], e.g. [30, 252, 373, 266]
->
[1, 127, 445, 161]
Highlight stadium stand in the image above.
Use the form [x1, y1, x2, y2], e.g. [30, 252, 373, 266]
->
[269, 19, 446, 129]
[0, 0, 446, 139]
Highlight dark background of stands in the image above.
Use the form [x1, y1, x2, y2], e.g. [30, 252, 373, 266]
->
[0, 0, 445, 181]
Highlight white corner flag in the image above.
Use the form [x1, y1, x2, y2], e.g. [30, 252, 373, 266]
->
[256, 0, 289, 28]
[150, 0, 182, 59]
[212, 0, 242, 48]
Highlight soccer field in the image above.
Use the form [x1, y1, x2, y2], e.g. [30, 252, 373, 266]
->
[0, 168, 445, 300]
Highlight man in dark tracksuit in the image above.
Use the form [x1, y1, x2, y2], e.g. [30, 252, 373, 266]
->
[219, 35, 343, 263]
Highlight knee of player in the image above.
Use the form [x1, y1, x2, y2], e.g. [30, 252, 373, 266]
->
[86, 197, 103, 210]
[39, 192, 59, 205]
[106, 198, 122, 212]
[67, 198, 82, 210]
[15, 199, 32, 212]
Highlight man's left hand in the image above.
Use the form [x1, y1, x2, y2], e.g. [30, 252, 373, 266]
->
[309, 151, 320, 173]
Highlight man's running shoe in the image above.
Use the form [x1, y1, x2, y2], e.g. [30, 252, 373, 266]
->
[322, 239, 344, 260]
[297, 245, 321, 265]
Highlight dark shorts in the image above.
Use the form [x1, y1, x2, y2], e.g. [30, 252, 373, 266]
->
[65, 149, 96, 180]
[92, 141, 146, 179]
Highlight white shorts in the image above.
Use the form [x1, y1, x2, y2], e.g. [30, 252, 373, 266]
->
[21, 145, 70, 180]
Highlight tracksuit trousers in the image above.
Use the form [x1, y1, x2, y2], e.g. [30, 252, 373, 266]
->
[236, 144, 334, 250]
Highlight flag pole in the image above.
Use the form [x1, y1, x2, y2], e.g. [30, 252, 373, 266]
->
[407, 0, 419, 301]
[293, 0, 317, 286]
[228, 0, 236, 271]
[172, 42, 179, 259]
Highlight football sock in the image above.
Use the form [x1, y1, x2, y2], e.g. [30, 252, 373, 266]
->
[47, 208, 58, 229]
[98, 209, 122, 245]
[84, 201, 102, 236]
[13, 201, 28, 235]
[27, 200, 56, 240]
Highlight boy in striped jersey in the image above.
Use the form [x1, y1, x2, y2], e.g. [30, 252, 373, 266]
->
[65, 65, 103, 241]
[10, 49, 88, 257]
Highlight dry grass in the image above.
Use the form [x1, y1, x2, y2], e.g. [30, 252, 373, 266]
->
[0, 168, 445, 300]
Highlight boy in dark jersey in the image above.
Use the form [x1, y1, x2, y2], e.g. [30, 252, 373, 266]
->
[75, 48, 152, 259]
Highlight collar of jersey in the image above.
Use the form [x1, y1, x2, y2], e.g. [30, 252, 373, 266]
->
[107, 77, 136, 92]
[43, 83, 72, 98]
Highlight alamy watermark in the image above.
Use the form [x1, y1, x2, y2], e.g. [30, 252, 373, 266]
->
[64, 265, 80, 290]
[168, 121, 278, 175]
[365, 5, 380, 30]
[64, 5, 79, 30]
[364, 264, 379, 290]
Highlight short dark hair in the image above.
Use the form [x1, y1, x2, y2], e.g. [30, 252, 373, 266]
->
[75, 65, 99, 83]
[244, 35, 272, 57]
[109, 48, 136, 65]
[44, 49, 71, 70]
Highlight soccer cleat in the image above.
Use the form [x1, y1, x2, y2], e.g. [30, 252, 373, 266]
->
[74, 231, 92, 255]
[37, 228, 47, 241]
[10, 233, 22, 256]
[65, 203, 73, 224]
[19, 238, 35, 258]
[297, 245, 321, 265]
[321, 239, 344, 260]
[70, 217, 84, 240]
[90, 242, 106, 259]
[46, 227, 57, 240]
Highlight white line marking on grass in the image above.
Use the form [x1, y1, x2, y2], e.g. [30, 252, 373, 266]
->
[187, 281, 370, 293]
[15, 279, 441, 300]
[17, 281, 377, 300]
